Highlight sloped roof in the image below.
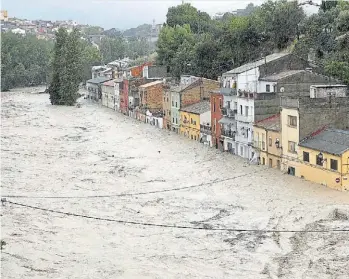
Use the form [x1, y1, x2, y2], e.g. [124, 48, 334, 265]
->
[254, 114, 280, 131]
[138, 80, 163, 88]
[86, 76, 111, 84]
[180, 101, 210, 114]
[299, 128, 349, 155]
[225, 52, 290, 74]
[259, 70, 305, 81]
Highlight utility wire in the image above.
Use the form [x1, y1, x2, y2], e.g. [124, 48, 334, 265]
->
[1, 170, 264, 199]
[5, 200, 349, 233]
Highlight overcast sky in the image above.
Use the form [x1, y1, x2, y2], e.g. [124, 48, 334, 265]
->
[2, 0, 320, 30]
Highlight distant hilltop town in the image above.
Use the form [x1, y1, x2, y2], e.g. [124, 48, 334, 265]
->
[0, 10, 162, 42]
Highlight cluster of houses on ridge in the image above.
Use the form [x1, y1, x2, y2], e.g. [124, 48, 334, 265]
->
[85, 52, 349, 192]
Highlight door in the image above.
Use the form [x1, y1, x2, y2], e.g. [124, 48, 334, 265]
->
[227, 142, 233, 153]
[269, 158, 273, 168]
[288, 167, 295, 176]
[277, 160, 281, 169]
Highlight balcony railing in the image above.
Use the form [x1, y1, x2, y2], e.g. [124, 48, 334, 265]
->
[238, 90, 254, 99]
[200, 124, 211, 135]
[221, 129, 236, 139]
[220, 87, 237, 95]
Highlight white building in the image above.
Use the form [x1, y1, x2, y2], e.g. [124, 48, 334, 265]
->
[221, 52, 291, 160]
[199, 108, 212, 147]
[11, 28, 25, 35]
[219, 72, 238, 153]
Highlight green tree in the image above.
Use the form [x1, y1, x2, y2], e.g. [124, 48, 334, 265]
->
[49, 28, 83, 105]
[100, 37, 126, 64]
[1, 33, 53, 91]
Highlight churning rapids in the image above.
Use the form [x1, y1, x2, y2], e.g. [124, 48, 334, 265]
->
[1, 87, 349, 279]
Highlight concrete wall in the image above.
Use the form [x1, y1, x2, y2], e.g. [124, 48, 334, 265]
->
[254, 98, 280, 122]
[277, 71, 344, 98]
[259, 54, 309, 78]
[298, 97, 349, 139]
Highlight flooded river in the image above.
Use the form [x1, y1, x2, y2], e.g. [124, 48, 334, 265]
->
[1, 88, 349, 278]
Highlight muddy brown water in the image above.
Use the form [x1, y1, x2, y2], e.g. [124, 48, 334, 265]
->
[1, 88, 349, 278]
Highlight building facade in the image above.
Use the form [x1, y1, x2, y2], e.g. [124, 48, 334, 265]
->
[280, 93, 349, 176]
[210, 91, 224, 150]
[162, 86, 172, 130]
[253, 114, 282, 168]
[298, 129, 349, 191]
[179, 101, 210, 141]
[86, 77, 111, 101]
[138, 80, 164, 112]
[171, 77, 219, 133]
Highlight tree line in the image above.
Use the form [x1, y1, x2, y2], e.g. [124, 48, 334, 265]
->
[156, 0, 349, 84]
[1, 31, 154, 92]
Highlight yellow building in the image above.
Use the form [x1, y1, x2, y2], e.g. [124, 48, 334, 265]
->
[297, 128, 349, 191]
[280, 106, 302, 176]
[253, 114, 282, 169]
[179, 101, 210, 141]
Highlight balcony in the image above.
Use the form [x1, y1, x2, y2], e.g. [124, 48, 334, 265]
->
[235, 114, 254, 123]
[221, 129, 236, 139]
[220, 87, 237, 95]
[200, 124, 211, 135]
[237, 90, 255, 99]
[221, 107, 236, 118]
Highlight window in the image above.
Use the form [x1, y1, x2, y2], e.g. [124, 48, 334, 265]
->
[164, 97, 166, 102]
[266, 84, 270, 92]
[176, 102, 178, 107]
[288, 141, 296, 153]
[175, 118, 178, 124]
[194, 136, 197, 140]
[172, 117, 175, 123]
[220, 99, 223, 109]
[191, 135, 193, 140]
[316, 154, 323, 166]
[303, 151, 309, 162]
[240, 105, 243, 115]
[268, 137, 272, 147]
[330, 159, 338, 171]
[262, 157, 265, 165]
[240, 146, 244, 156]
[213, 98, 216, 112]
[167, 97, 169, 102]
[277, 160, 281, 169]
[288, 115, 297, 127]
[234, 102, 237, 109]
[191, 118, 193, 124]
[172, 100, 174, 106]
[269, 158, 273, 167]
[245, 106, 249, 116]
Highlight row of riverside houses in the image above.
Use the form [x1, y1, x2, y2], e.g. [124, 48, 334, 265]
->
[87, 51, 349, 191]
